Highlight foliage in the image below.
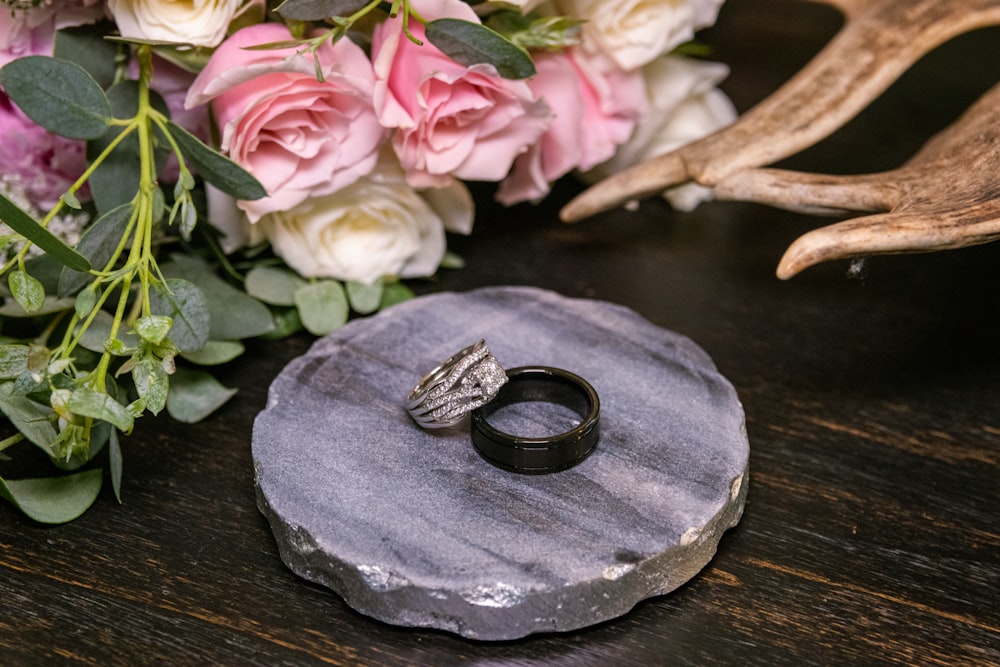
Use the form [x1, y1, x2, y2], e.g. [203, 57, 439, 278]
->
[0, 1, 532, 522]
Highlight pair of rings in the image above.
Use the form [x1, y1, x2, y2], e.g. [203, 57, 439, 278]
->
[405, 340, 600, 474]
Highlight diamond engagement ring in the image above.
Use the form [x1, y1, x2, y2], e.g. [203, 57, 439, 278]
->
[406, 340, 508, 429]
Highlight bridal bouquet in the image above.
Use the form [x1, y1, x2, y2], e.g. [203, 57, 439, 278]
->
[0, 0, 736, 522]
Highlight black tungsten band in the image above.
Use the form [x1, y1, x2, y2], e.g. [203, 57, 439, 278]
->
[470, 366, 600, 474]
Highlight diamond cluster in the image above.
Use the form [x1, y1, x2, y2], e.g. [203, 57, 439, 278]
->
[408, 342, 508, 428]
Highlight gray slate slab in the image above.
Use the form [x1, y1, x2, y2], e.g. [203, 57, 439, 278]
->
[252, 286, 749, 640]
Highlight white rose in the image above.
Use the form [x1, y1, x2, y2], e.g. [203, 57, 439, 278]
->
[552, 0, 725, 70]
[258, 161, 473, 284]
[587, 55, 737, 210]
[107, 0, 263, 47]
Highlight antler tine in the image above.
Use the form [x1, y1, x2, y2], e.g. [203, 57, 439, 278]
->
[714, 80, 1000, 278]
[776, 201, 1000, 279]
[713, 170, 903, 217]
[560, 0, 1000, 223]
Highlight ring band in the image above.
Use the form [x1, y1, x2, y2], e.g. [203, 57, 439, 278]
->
[406, 340, 508, 429]
[470, 366, 600, 474]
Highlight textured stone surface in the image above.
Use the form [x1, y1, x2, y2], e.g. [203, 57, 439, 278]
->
[252, 286, 749, 640]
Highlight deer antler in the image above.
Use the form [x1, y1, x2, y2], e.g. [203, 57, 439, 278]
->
[560, 0, 1000, 224]
[709, 81, 1000, 277]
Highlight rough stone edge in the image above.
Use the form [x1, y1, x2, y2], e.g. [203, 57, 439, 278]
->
[254, 456, 749, 641]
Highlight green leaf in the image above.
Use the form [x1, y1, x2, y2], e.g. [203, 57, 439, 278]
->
[245, 265, 306, 306]
[148, 279, 210, 353]
[8, 270, 45, 313]
[109, 429, 123, 504]
[276, 0, 371, 20]
[425, 19, 536, 79]
[0, 382, 57, 455]
[87, 82, 170, 215]
[0, 193, 92, 271]
[134, 315, 173, 345]
[261, 307, 303, 339]
[0, 345, 30, 379]
[54, 20, 120, 88]
[74, 284, 98, 318]
[166, 368, 237, 423]
[0, 295, 75, 318]
[294, 280, 348, 336]
[180, 340, 245, 366]
[161, 256, 274, 340]
[132, 357, 169, 416]
[346, 279, 383, 315]
[379, 280, 415, 309]
[0, 56, 111, 139]
[58, 203, 133, 296]
[166, 120, 266, 201]
[0, 469, 103, 524]
[65, 388, 134, 432]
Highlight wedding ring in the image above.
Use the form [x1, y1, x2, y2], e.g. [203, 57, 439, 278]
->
[470, 366, 600, 474]
[406, 340, 508, 429]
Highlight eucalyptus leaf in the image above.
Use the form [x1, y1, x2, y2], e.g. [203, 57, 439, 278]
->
[109, 429, 123, 504]
[262, 307, 303, 339]
[54, 21, 119, 88]
[165, 368, 237, 423]
[276, 0, 371, 20]
[87, 82, 170, 215]
[0, 193, 92, 272]
[166, 120, 266, 201]
[148, 279, 210, 353]
[425, 19, 536, 79]
[0, 56, 111, 139]
[294, 280, 348, 336]
[379, 281, 415, 309]
[134, 315, 173, 345]
[161, 256, 274, 340]
[0, 295, 76, 317]
[245, 265, 306, 306]
[0, 382, 57, 455]
[346, 279, 383, 315]
[74, 284, 97, 318]
[0, 345, 30, 379]
[132, 357, 169, 415]
[180, 340, 245, 366]
[0, 469, 103, 524]
[8, 270, 45, 313]
[66, 388, 134, 433]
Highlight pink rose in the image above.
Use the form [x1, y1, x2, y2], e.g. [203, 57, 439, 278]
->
[186, 23, 386, 223]
[0, 92, 89, 210]
[371, 0, 551, 188]
[497, 48, 647, 205]
[0, 0, 104, 67]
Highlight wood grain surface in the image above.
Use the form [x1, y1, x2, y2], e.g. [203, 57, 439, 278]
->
[3, 1, 999, 664]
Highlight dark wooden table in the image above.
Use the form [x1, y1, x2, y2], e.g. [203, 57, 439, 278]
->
[4, 2, 999, 664]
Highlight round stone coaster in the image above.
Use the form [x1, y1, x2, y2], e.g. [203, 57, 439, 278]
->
[252, 286, 749, 640]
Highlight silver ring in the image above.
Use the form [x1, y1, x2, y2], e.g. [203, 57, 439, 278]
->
[406, 340, 508, 429]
